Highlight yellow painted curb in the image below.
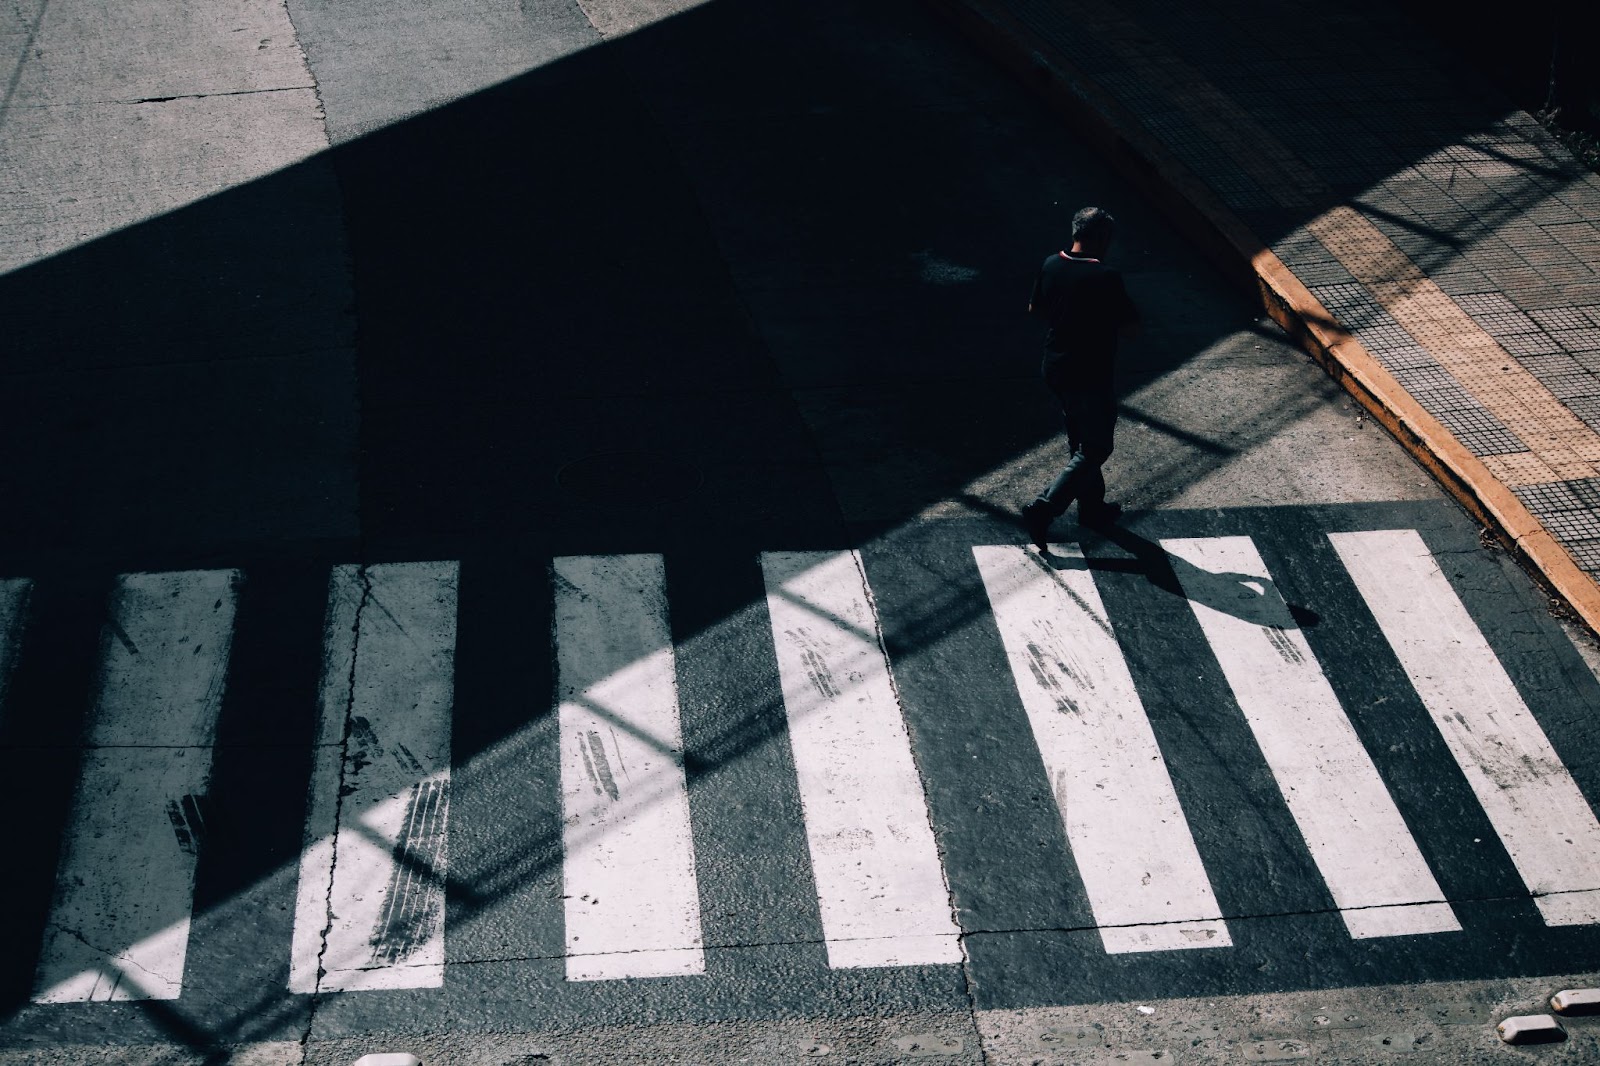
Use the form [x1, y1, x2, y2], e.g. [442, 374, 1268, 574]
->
[925, 0, 1600, 634]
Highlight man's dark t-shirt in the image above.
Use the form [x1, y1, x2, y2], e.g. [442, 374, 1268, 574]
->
[1030, 253, 1138, 392]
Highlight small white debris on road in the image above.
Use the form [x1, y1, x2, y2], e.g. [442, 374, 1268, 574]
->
[1552, 988, 1600, 1016]
[1496, 1014, 1566, 1045]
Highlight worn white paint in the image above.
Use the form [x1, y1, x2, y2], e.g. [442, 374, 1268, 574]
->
[760, 551, 961, 968]
[1163, 536, 1459, 939]
[973, 544, 1230, 953]
[555, 554, 704, 981]
[289, 562, 457, 993]
[33, 570, 239, 1002]
[1331, 528, 1600, 925]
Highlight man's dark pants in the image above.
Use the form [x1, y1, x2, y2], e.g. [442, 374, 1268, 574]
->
[1036, 382, 1115, 518]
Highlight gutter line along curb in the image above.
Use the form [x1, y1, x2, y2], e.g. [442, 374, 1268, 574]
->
[923, 0, 1600, 636]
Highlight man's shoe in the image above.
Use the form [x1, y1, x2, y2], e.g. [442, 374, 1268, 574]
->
[1078, 501, 1123, 529]
[1021, 501, 1052, 550]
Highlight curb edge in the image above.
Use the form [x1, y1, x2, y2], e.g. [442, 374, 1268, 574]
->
[923, 0, 1600, 635]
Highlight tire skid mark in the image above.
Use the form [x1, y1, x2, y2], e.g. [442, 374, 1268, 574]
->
[164, 793, 206, 856]
[579, 734, 604, 797]
[370, 776, 448, 966]
[1262, 623, 1306, 664]
[788, 627, 841, 699]
[585, 730, 621, 801]
[1025, 620, 1086, 715]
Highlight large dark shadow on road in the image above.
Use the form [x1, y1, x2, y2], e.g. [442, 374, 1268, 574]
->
[0, 0, 1595, 1055]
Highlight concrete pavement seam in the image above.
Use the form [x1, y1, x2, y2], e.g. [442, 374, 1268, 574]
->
[921, 0, 1600, 637]
[277, 0, 330, 134]
[301, 564, 371, 1060]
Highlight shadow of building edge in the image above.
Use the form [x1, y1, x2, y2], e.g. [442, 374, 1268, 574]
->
[0, 0, 1581, 1050]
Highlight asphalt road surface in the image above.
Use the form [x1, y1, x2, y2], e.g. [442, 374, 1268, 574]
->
[3, 0, 1600, 1062]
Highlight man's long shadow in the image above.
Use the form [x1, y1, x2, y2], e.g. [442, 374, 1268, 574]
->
[1064, 522, 1322, 631]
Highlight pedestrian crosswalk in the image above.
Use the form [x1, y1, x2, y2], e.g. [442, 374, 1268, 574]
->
[11, 524, 1600, 1007]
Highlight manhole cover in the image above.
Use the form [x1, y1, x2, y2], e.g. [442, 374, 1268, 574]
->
[557, 450, 703, 505]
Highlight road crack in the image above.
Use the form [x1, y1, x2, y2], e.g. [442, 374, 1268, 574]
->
[129, 84, 315, 105]
[299, 565, 371, 1060]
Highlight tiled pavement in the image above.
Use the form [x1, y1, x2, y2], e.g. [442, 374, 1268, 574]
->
[928, 0, 1600, 606]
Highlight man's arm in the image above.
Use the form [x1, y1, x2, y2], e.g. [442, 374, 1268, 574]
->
[1027, 270, 1045, 317]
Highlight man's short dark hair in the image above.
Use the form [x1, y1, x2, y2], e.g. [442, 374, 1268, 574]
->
[1071, 206, 1116, 248]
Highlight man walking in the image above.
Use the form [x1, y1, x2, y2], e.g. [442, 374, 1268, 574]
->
[1021, 206, 1140, 550]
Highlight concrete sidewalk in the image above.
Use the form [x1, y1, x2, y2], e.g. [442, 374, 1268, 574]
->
[926, 0, 1600, 629]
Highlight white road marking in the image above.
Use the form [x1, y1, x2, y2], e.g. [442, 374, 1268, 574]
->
[555, 554, 704, 981]
[760, 551, 962, 968]
[1331, 528, 1600, 925]
[289, 562, 458, 993]
[1163, 536, 1459, 939]
[33, 570, 239, 1002]
[973, 544, 1230, 953]
[0, 578, 31, 723]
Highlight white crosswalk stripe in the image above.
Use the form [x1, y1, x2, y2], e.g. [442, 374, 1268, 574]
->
[973, 543, 1230, 953]
[555, 554, 705, 981]
[1164, 535, 1459, 939]
[1332, 528, 1600, 926]
[10, 524, 1600, 1008]
[762, 550, 963, 969]
[289, 561, 458, 993]
[34, 570, 239, 1002]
